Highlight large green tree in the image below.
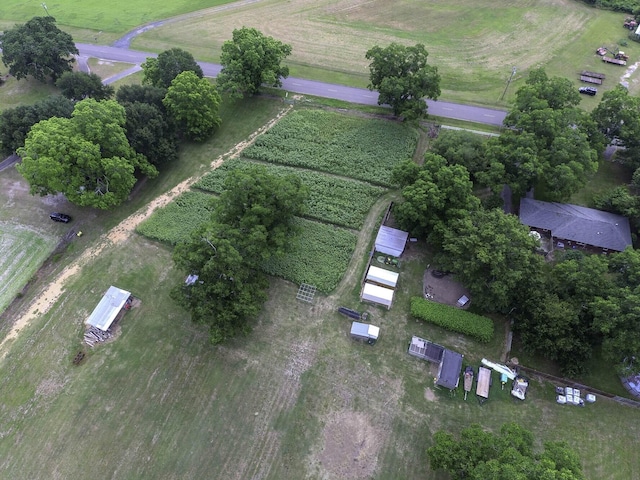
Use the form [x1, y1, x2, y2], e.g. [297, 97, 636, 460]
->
[121, 101, 178, 165]
[392, 153, 479, 242]
[488, 69, 601, 201]
[437, 208, 543, 313]
[16, 99, 157, 209]
[217, 27, 292, 99]
[56, 71, 114, 101]
[428, 423, 585, 480]
[430, 129, 489, 182]
[172, 166, 307, 344]
[0, 95, 74, 155]
[141, 48, 204, 89]
[0, 16, 78, 82]
[163, 71, 222, 142]
[365, 43, 440, 120]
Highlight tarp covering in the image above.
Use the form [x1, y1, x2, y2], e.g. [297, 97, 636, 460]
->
[366, 265, 399, 288]
[375, 225, 409, 257]
[86, 286, 131, 332]
[361, 282, 394, 308]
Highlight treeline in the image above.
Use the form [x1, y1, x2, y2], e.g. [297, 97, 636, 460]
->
[581, 0, 640, 14]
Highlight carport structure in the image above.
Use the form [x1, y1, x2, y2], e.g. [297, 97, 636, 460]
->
[86, 286, 132, 332]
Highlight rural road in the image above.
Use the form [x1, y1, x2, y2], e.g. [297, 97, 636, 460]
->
[76, 43, 508, 127]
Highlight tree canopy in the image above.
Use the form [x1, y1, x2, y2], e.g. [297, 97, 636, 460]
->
[121, 101, 178, 165]
[0, 16, 78, 82]
[437, 208, 543, 313]
[217, 27, 292, 99]
[365, 43, 440, 120]
[0, 95, 74, 155]
[430, 129, 489, 182]
[486, 68, 600, 201]
[56, 71, 114, 101]
[163, 71, 222, 142]
[16, 99, 157, 209]
[427, 423, 585, 480]
[172, 166, 307, 344]
[141, 48, 204, 89]
[392, 153, 479, 241]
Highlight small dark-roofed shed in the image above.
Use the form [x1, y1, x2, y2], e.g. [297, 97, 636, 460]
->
[436, 349, 464, 390]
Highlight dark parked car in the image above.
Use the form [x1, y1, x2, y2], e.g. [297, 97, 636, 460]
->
[50, 212, 72, 223]
[579, 87, 597, 96]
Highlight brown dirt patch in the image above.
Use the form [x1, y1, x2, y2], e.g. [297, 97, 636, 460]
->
[423, 268, 471, 308]
[317, 410, 383, 479]
[424, 387, 437, 402]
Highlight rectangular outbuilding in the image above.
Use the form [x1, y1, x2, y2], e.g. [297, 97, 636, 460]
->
[350, 321, 380, 344]
[374, 225, 409, 257]
[86, 286, 132, 332]
[436, 349, 464, 390]
[365, 265, 399, 289]
[361, 282, 394, 309]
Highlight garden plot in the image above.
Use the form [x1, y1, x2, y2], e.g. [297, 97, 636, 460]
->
[243, 109, 418, 187]
[194, 158, 387, 229]
[0, 223, 57, 313]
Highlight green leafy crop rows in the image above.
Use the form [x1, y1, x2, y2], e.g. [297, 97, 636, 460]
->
[262, 218, 357, 293]
[136, 191, 216, 245]
[243, 109, 418, 187]
[194, 158, 387, 229]
[410, 297, 494, 342]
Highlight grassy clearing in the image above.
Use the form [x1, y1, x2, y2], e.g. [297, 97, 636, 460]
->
[87, 58, 136, 81]
[569, 159, 634, 206]
[0, 72, 58, 112]
[0, 0, 237, 33]
[131, 0, 622, 106]
[0, 223, 57, 313]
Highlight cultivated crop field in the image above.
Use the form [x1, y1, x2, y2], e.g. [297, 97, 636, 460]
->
[139, 108, 417, 291]
[0, 223, 57, 313]
[194, 158, 387, 229]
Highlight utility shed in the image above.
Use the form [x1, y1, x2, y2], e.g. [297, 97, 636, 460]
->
[350, 321, 380, 344]
[436, 349, 464, 390]
[86, 286, 132, 332]
[361, 282, 394, 309]
[408, 336, 444, 363]
[375, 225, 409, 257]
[366, 265, 399, 288]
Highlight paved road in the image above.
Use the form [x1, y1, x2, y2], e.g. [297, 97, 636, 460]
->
[76, 43, 507, 126]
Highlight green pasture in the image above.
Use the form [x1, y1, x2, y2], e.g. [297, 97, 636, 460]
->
[0, 0, 236, 34]
[0, 223, 56, 313]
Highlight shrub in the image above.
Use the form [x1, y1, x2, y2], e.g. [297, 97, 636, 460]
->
[410, 297, 494, 342]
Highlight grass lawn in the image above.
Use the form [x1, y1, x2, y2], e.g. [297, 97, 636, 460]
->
[0, 223, 57, 313]
[0, 73, 58, 112]
[129, 0, 632, 107]
[569, 159, 634, 206]
[0, 0, 237, 33]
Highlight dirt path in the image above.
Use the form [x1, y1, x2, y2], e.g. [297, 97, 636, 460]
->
[0, 104, 294, 359]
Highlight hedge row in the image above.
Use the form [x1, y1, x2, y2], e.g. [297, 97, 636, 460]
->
[410, 297, 494, 343]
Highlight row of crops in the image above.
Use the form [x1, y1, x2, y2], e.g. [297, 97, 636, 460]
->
[137, 109, 418, 293]
[194, 158, 387, 229]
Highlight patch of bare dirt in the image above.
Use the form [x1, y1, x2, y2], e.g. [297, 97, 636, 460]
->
[317, 410, 383, 479]
[424, 387, 436, 402]
[423, 268, 470, 308]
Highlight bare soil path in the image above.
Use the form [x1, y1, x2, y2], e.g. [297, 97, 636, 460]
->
[0, 104, 294, 359]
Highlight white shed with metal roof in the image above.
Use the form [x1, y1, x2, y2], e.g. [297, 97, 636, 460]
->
[85, 286, 132, 332]
[366, 265, 399, 288]
[361, 282, 394, 309]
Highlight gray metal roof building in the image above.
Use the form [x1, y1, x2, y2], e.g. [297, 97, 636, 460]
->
[436, 349, 464, 390]
[85, 286, 132, 332]
[519, 198, 632, 252]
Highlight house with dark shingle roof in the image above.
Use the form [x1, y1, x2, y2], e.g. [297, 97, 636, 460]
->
[519, 198, 632, 253]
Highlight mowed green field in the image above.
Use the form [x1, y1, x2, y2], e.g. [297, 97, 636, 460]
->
[130, 0, 640, 105]
[0, 223, 57, 313]
[0, 0, 235, 32]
